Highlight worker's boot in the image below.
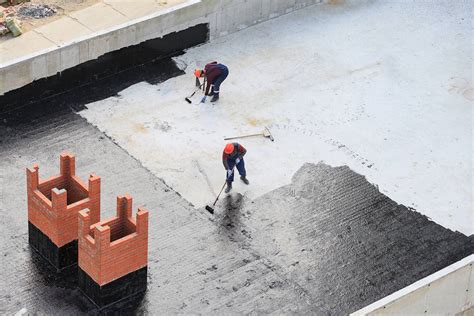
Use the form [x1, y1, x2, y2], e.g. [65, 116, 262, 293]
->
[210, 93, 219, 102]
[225, 181, 232, 193]
[240, 176, 249, 185]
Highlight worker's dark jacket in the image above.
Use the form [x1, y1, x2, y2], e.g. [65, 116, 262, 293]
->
[222, 143, 246, 170]
[204, 62, 228, 95]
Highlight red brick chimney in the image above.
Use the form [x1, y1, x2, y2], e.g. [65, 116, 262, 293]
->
[78, 194, 148, 307]
[26, 152, 101, 270]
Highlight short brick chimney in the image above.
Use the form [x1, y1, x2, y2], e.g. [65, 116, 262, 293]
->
[78, 194, 148, 307]
[26, 152, 101, 270]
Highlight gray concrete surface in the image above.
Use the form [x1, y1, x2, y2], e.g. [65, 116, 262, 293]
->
[79, 0, 473, 235]
[0, 2, 472, 311]
[0, 106, 471, 314]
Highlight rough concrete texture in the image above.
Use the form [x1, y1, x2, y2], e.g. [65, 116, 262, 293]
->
[0, 107, 472, 314]
[0, 0, 472, 314]
[81, 0, 473, 235]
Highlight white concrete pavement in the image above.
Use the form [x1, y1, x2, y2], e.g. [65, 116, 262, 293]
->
[0, 0, 188, 63]
[80, 0, 473, 235]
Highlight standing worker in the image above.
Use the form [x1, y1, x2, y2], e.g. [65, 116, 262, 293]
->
[223, 143, 249, 193]
[194, 61, 229, 103]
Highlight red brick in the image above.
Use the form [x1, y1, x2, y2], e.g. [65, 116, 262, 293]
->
[78, 194, 149, 286]
[27, 152, 101, 247]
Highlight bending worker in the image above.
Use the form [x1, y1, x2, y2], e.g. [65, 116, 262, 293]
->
[194, 61, 229, 103]
[223, 142, 249, 193]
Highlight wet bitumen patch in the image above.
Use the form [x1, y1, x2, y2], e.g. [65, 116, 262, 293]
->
[0, 111, 472, 314]
[0, 26, 472, 315]
[235, 163, 473, 314]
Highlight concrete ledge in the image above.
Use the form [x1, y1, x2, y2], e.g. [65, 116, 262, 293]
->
[0, 0, 324, 96]
[351, 255, 474, 315]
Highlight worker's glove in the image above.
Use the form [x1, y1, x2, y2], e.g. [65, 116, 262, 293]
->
[227, 169, 233, 178]
[235, 158, 241, 164]
[200, 96, 207, 103]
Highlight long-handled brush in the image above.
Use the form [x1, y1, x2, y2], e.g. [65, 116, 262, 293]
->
[205, 180, 227, 214]
[185, 87, 202, 104]
[185, 79, 206, 104]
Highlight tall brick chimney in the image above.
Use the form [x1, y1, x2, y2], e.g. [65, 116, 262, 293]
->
[26, 152, 101, 270]
[78, 194, 149, 307]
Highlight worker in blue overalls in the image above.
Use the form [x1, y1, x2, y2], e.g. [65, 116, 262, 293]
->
[222, 142, 249, 193]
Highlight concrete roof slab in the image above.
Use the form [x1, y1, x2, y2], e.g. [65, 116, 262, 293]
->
[35, 16, 93, 45]
[104, 0, 189, 20]
[68, 3, 129, 32]
[81, 1, 473, 235]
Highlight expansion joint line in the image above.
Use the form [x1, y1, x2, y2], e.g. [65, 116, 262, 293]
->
[32, 29, 58, 46]
[104, 2, 127, 17]
[66, 14, 94, 32]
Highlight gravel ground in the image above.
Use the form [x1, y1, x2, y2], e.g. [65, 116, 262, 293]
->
[16, 4, 57, 19]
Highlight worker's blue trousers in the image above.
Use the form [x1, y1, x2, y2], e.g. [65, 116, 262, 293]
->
[211, 67, 229, 95]
[226, 158, 246, 182]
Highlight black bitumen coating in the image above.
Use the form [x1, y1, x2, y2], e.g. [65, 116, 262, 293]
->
[0, 23, 208, 122]
[78, 266, 147, 308]
[1, 109, 471, 314]
[28, 221, 78, 271]
[230, 163, 473, 314]
[0, 25, 472, 314]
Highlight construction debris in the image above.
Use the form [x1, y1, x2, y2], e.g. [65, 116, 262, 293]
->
[17, 4, 56, 19]
[0, 24, 8, 35]
[5, 16, 22, 36]
[0, 1, 56, 37]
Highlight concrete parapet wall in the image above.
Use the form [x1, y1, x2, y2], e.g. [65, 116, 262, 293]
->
[0, 0, 323, 95]
[351, 255, 473, 315]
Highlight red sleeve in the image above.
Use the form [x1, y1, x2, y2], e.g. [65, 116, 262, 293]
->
[238, 144, 247, 157]
[222, 152, 229, 169]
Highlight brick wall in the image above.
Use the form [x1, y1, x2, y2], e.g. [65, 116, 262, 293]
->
[27, 152, 101, 247]
[78, 194, 149, 286]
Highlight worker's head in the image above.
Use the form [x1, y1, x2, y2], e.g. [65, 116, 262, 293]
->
[194, 68, 204, 78]
[224, 143, 234, 154]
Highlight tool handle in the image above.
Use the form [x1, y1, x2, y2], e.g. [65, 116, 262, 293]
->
[188, 83, 205, 98]
[224, 133, 262, 140]
[213, 181, 228, 206]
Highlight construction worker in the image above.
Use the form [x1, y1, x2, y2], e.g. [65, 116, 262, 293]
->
[194, 61, 229, 103]
[223, 142, 249, 193]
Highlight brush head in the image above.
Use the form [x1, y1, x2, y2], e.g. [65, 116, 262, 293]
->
[205, 205, 214, 214]
[185, 98, 192, 104]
